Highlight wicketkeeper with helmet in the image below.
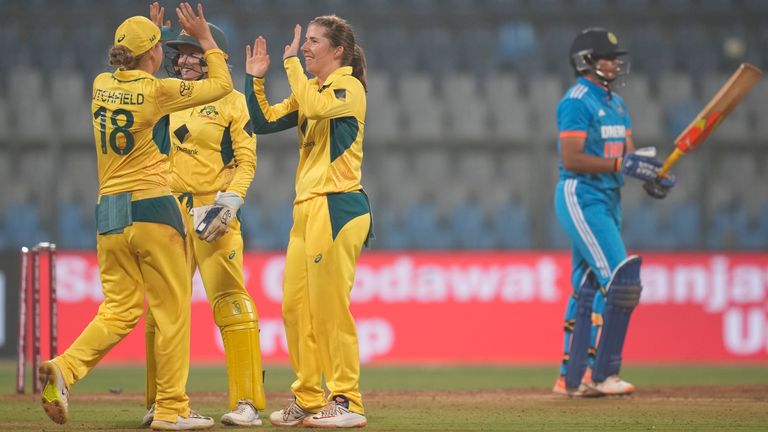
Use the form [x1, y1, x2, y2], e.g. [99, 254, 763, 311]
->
[552, 28, 676, 396]
[142, 3, 265, 427]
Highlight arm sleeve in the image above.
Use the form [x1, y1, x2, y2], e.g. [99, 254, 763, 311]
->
[245, 74, 299, 134]
[226, 94, 257, 199]
[155, 49, 233, 113]
[557, 98, 591, 137]
[283, 56, 358, 120]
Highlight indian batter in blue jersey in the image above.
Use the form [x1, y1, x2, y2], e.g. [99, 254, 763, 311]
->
[552, 28, 676, 397]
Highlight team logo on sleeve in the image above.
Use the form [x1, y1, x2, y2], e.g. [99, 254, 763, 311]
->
[198, 105, 219, 120]
[179, 81, 195, 97]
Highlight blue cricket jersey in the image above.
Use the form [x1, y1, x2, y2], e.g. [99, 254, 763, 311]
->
[556, 77, 632, 190]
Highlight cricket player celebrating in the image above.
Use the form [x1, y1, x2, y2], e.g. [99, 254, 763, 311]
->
[552, 28, 676, 396]
[38, 3, 232, 430]
[141, 6, 265, 427]
[244, 17, 371, 428]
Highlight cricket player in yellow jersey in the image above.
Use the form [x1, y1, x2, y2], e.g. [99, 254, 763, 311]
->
[141, 16, 266, 428]
[38, 4, 232, 430]
[245, 17, 371, 428]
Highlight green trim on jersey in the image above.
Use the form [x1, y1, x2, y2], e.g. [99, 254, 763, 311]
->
[329, 117, 359, 163]
[327, 191, 369, 241]
[245, 75, 299, 134]
[153, 115, 171, 155]
[220, 124, 234, 165]
[132, 196, 186, 238]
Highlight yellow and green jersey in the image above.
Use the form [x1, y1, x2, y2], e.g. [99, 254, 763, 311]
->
[246, 57, 366, 203]
[168, 89, 256, 199]
[91, 49, 232, 196]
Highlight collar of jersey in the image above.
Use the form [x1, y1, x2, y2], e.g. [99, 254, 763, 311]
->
[318, 65, 353, 90]
[577, 76, 609, 97]
[112, 68, 155, 82]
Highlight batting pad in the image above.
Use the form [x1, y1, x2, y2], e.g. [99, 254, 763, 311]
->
[592, 256, 642, 383]
[214, 292, 267, 410]
[565, 271, 599, 389]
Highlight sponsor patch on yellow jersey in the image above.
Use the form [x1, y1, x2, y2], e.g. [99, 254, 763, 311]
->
[198, 105, 219, 120]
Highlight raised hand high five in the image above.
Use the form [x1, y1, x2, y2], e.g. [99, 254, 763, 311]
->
[175, 2, 218, 52]
[149, 2, 171, 28]
[246, 36, 270, 78]
[283, 24, 302, 60]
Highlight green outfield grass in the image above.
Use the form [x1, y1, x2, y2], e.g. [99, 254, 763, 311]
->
[1, 362, 766, 431]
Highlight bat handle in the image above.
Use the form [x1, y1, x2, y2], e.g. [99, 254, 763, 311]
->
[657, 148, 683, 178]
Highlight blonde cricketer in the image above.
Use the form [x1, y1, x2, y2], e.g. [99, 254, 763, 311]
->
[39, 4, 233, 431]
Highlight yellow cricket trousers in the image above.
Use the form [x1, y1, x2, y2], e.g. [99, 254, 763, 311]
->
[53, 194, 192, 423]
[282, 191, 371, 415]
[146, 193, 265, 411]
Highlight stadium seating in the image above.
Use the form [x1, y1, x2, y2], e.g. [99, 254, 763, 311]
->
[0, 1, 765, 251]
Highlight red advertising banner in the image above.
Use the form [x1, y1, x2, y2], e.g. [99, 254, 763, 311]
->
[54, 251, 768, 364]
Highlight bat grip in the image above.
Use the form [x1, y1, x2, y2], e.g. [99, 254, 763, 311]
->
[657, 148, 683, 178]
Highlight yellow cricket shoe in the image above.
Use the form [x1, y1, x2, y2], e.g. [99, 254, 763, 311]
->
[39, 360, 69, 424]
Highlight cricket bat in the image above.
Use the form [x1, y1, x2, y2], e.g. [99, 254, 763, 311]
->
[657, 63, 763, 177]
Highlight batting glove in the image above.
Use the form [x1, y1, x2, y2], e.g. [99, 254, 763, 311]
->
[616, 150, 664, 183]
[643, 174, 677, 199]
[195, 192, 244, 242]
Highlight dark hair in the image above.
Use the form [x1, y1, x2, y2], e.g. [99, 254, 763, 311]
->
[310, 15, 367, 92]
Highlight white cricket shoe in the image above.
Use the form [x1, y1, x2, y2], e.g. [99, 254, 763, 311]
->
[302, 395, 367, 428]
[150, 410, 214, 430]
[221, 400, 262, 426]
[142, 403, 155, 427]
[588, 375, 636, 395]
[40, 360, 69, 425]
[269, 399, 314, 427]
[552, 371, 600, 397]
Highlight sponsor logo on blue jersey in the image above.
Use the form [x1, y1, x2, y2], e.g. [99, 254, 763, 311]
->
[600, 125, 626, 139]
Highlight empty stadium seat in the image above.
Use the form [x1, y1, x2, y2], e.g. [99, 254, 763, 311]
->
[374, 208, 410, 249]
[492, 201, 532, 249]
[398, 74, 444, 140]
[240, 203, 274, 250]
[443, 73, 490, 140]
[57, 202, 96, 249]
[449, 203, 495, 249]
[402, 201, 451, 249]
[485, 73, 532, 141]
[0, 98, 8, 141]
[365, 73, 400, 143]
[412, 149, 452, 189]
[620, 74, 664, 142]
[3, 201, 49, 249]
[51, 70, 91, 143]
[9, 67, 53, 142]
[657, 74, 695, 109]
[527, 75, 562, 139]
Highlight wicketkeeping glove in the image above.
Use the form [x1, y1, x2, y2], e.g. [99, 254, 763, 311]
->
[195, 192, 244, 242]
